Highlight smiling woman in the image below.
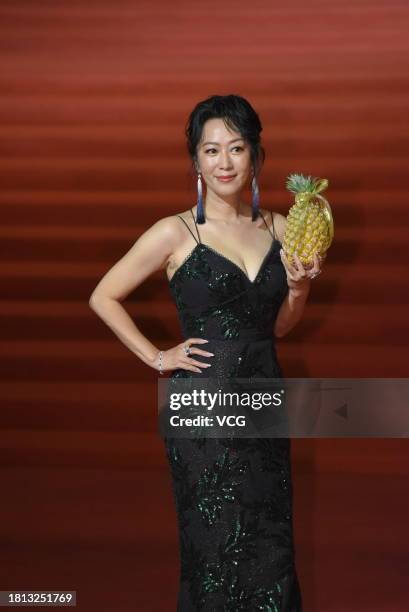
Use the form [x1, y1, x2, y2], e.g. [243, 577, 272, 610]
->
[89, 94, 324, 611]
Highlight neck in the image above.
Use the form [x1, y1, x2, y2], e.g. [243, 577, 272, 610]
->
[201, 194, 250, 222]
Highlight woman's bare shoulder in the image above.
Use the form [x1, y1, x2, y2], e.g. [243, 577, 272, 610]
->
[173, 207, 196, 222]
[146, 210, 197, 257]
[165, 207, 198, 237]
[259, 207, 286, 243]
[148, 213, 187, 244]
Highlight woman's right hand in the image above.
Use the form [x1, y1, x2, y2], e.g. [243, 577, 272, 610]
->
[155, 338, 214, 374]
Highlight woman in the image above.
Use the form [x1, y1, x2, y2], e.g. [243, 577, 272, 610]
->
[90, 94, 324, 611]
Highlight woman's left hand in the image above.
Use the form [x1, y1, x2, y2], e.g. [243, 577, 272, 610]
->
[280, 249, 326, 293]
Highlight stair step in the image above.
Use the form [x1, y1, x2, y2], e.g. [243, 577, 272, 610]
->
[0, 263, 407, 304]
[2, 123, 409, 159]
[0, 302, 408, 344]
[0, 339, 406, 380]
[0, 157, 408, 190]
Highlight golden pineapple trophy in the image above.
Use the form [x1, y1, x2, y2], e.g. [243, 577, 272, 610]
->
[283, 173, 334, 270]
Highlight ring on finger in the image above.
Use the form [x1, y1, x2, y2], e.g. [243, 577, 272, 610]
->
[183, 344, 191, 356]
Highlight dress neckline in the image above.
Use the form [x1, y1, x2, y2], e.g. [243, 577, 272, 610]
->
[168, 239, 281, 287]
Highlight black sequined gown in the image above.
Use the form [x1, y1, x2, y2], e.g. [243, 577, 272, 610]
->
[164, 209, 303, 611]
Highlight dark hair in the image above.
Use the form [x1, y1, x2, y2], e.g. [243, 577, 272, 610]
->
[185, 94, 265, 179]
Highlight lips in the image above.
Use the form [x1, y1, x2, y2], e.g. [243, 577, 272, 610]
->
[217, 175, 236, 181]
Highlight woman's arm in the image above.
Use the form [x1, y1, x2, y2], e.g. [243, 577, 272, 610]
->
[273, 283, 311, 338]
[89, 216, 181, 369]
[271, 212, 322, 338]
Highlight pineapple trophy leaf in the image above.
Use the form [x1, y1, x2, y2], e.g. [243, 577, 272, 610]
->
[283, 172, 334, 269]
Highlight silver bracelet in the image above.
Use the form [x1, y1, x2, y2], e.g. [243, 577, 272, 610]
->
[158, 350, 164, 375]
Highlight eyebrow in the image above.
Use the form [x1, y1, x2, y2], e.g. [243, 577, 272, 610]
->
[202, 138, 244, 146]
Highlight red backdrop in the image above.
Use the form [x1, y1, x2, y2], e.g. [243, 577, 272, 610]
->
[1, 1, 408, 610]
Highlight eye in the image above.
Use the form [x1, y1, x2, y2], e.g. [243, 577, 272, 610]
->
[205, 146, 244, 154]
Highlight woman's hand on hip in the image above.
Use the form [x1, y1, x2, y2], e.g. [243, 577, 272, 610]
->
[155, 338, 214, 374]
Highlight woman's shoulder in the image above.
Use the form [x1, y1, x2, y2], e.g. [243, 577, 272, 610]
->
[173, 207, 196, 222]
[142, 213, 188, 251]
[157, 209, 196, 233]
[259, 207, 286, 243]
[149, 209, 200, 250]
[164, 208, 198, 239]
[259, 207, 286, 223]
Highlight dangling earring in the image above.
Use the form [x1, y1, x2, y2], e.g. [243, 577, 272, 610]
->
[251, 174, 260, 221]
[196, 171, 205, 224]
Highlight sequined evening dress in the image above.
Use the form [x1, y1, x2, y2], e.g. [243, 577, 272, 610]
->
[163, 208, 303, 611]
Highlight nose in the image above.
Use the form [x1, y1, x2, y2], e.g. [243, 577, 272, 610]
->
[219, 149, 233, 169]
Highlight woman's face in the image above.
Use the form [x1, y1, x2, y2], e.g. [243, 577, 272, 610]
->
[195, 118, 253, 199]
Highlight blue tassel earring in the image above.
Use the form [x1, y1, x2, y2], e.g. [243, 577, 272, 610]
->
[196, 172, 205, 224]
[251, 174, 260, 221]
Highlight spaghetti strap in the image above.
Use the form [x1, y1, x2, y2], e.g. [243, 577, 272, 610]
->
[270, 210, 276, 240]
[189, 208, 202, 243]
[176, 215, 199, 245]
[260, 210, 276, 240]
